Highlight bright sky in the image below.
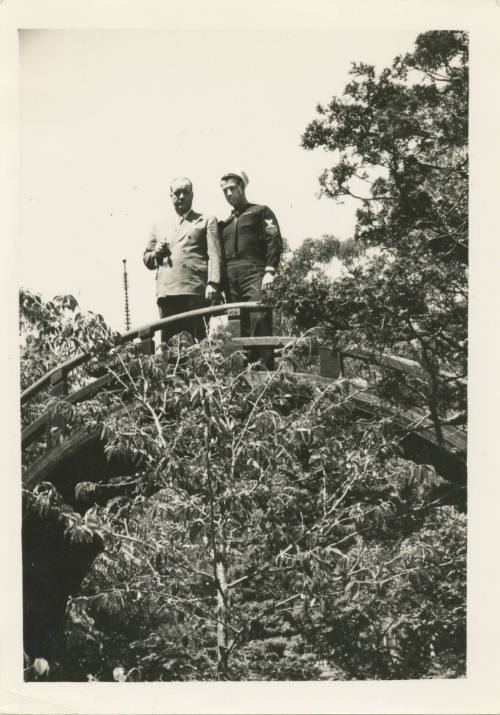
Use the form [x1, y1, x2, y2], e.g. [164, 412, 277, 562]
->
[19, 29, 419, 330]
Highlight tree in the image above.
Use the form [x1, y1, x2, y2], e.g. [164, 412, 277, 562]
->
[272, 31, 468, 443]
[20, 288, 117, 439]
[22, 291, 466, 681]
[302, 31, 467, 260]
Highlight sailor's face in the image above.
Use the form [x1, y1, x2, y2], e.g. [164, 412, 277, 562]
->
[221, 178, 246, 210]
[170, 180, 193, 215]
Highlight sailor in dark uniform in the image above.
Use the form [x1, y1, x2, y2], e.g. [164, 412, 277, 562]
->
[219, 170, 283, 367]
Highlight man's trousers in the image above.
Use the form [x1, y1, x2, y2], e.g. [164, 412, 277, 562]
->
[157, 294, 207, 345]
[225, 261, 273, 368]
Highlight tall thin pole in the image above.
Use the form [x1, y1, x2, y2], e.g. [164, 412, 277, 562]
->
[122, 259, 131, 331]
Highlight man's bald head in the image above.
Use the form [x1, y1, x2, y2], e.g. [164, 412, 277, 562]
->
[170, 177, 193, 216]
[170, 177, 193, 193]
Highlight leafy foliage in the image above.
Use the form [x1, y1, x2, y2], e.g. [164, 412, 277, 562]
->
[20, 287, 122, 474]
[272, 31, 468, 441]
[23, 321, 465, 680]
[20, 288, 117, 389]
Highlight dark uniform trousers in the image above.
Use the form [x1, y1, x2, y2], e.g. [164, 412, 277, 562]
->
[226, 261, 273, 368]
[221, 201, 282, 369]
[157, 294, 207, 344]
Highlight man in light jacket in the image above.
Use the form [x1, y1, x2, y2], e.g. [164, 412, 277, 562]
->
[143, 177, 222, 343]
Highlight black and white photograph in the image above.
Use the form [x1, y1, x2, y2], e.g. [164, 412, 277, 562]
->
[1, 1, 499, 713]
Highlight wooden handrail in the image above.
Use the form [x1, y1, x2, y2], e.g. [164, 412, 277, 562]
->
[339, 347, 429, 381]
[20, 302, 264, 405]
[338, 347, 467, 386]
[21, 353, 89, 405]
[120, 301, 262, 342]
[21, 302, 466, 408]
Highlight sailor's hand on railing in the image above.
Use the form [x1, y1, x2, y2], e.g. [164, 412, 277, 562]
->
[261, 270, 275, 290]
[205, 282, 220, 303]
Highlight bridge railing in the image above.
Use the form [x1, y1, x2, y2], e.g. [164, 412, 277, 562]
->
[21, 299, 435, 407]
[21, 302, 263, 406]
[20, 301, 467, 471]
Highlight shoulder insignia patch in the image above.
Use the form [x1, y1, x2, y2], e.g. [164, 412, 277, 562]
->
[264, 218, 278, 235]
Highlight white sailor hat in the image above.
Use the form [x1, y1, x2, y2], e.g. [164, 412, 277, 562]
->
[220, 169, 249, 186]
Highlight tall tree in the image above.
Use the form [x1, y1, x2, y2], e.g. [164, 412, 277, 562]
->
[302, 31, 467, 260]
[273, 31, 468, 442]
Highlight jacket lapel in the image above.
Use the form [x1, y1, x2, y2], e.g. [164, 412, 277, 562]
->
[168, 210, 201, 249]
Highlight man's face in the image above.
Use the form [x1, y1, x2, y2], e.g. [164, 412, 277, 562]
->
[170, 180, 193, 216]
[221, 177, 246, 210]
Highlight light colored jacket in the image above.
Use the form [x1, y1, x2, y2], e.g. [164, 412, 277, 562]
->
[143, 210, 222, 297]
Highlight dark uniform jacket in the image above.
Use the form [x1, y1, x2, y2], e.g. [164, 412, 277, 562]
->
[143, 209, 222, 298]
[220, 203, 282, 270]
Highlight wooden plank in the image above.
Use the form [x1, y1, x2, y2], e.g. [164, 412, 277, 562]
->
[340, 347, 430, 381]
[22, 374, 114, 447]
[23, 429, 100, 489]
[231, 336, 309, 348]
[249, 371, 466, 456]
[21, 352, 87, 405]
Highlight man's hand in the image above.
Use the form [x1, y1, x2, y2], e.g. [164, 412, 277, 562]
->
[205, 283, 219, 302]
[155, 240, 171, 258]
[262, 271, 275, 290]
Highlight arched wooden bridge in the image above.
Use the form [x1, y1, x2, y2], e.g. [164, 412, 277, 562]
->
[21, 302, 466, 668]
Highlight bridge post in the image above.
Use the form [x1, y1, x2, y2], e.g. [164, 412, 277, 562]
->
[138, 328, 155, 355]
[226, 307, 276, 369]
[226, 307, 242, 338]
[50, 368, 68, 397]
[45, 368, 69, 448]
[319, 347, 343, 379]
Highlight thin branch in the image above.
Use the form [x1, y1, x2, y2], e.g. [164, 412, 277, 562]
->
[347, 189, 394, 202]
[233, 370, 280, 457]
